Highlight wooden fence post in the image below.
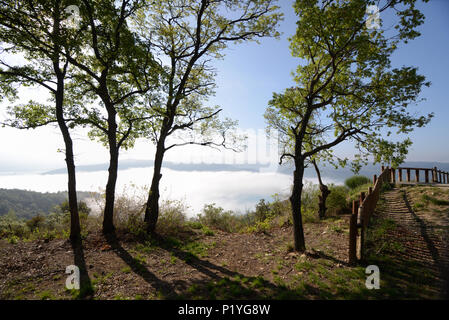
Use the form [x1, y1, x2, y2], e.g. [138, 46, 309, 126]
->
[373, 174, 377, 185]
[398, 169, 402, 182]
[425, 169, 429, 183]
[349, 200, 358, 265]
[391, 168, 396, 183]
[433, 167, 438, 182]
[357, 205, 364, 261]
[406, 169, 411, 182]
[439, 170, 442, 183]
[415, 169, 419, 183]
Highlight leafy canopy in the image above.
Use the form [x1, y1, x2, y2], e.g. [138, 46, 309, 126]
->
[265, 0, 432, 170]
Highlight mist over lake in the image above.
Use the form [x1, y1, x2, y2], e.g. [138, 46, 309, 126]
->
[2, 160, 447, 217]
[0, 167, 341, 217]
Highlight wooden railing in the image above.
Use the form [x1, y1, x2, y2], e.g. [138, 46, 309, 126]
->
[348, 165, 449, 264]
[349, 167, 391, 264]
[387, 166, 449, 184]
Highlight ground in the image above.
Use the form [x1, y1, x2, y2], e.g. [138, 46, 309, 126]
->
[365, 185, 449, 299]
[0, 185, 448, 300]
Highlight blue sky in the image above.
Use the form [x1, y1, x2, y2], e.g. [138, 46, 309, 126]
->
[0, 0, 448, 174]
[209, 0, 449, 162]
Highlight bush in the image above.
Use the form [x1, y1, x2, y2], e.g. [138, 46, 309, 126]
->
[327, 185, 349, 215]
[197, 204, 239, 233]
[254, 199, 271, 222]
[345, 175, 371, 190]
[26, 215, 45, 232]
[348, 182, 374, 202]
[157, 200, 188, 234]
[0, 211, 28, 239]
[302, 207, 319, 223]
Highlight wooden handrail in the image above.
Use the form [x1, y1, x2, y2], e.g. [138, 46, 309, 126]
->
[391, 166, 448, 184]
[349, 165, 449, 264]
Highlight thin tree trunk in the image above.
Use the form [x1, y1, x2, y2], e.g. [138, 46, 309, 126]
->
[144, 136, 166, 233]
[55, 79, 81, 243]
[103, 147, 119, 234]
[312, 160, 330, 220]
[103, 105, 118, 234]
[290, 160, 306, 252]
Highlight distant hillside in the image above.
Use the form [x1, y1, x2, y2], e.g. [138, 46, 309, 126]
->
[42, 160, 449, 184]
[0, 189, 94, 219]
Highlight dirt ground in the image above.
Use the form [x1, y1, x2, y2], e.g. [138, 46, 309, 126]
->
[0, 217, 356, 300]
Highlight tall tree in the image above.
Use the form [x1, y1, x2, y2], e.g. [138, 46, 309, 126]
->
[59, 0, 161, 234]
[133, 0, 283, 233]
[265, 0, 432, 252]
[0, 0, 86, 242]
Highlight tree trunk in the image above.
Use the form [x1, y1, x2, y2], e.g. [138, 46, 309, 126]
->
[312, 160, 331, 220]
[102, 106, 119, 234]
[103, 147, 119, 234]
[290, 161, 306, 252]
[55, 83, 81, 243]
[144, 137, 166, 233]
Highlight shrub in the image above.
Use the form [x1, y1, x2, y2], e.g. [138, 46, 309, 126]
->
[326, 185, 349, 215]
[302, 207, 319, 223]
[270, 193, 291, 216]
[157, 200, 188, 234]
[345, 175, 371, 190]
[26, 215, 45, 232]
[301, 182, 320, 213]
[0, 211, 28, 238]
[348, 182, 374, 202]
[197, 204, 238, 233]
[254, 199, 271, 222]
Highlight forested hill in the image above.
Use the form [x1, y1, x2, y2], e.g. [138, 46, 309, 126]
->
[0, 189, 93, 219]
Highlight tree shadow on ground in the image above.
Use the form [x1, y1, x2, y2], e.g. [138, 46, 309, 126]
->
[363, 196, 445, 299]
[306, 249, 349, 267]
[105, 232, 335, 299]
[71, 240, 94, 299]
[402, 191, 449, 299]
[105, 232, 175, 298]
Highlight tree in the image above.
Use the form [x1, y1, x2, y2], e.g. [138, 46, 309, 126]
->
[133, 0, 283, 233]
[0, 0, 86, 242]
[58, 0, 161, 234]
[265, 0, 432, 252]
